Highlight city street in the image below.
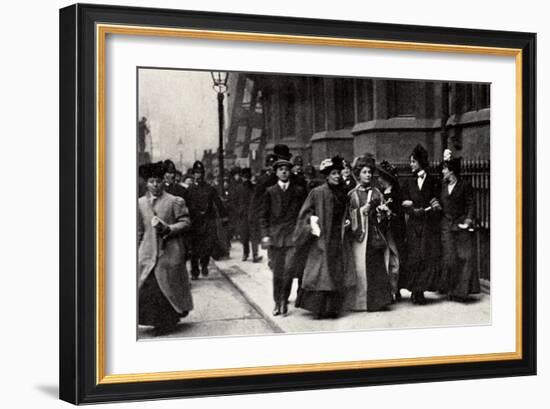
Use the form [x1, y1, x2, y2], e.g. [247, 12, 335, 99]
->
[140, 242, 490, 340]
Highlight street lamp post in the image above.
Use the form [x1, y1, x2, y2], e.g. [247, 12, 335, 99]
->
[211, 71, 229, 189]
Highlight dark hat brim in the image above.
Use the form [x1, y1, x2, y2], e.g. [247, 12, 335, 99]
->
[272, 159, 293, 170]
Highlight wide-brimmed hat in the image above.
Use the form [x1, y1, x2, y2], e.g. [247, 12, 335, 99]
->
[377, 160, 399, 184]
[139, 161, 166, 179]
[273, 144, 292, 161]
[272, 159, 293, 170]
[319, 155, 345, 175]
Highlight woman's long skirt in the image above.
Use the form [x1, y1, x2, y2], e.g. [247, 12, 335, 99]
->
[297, 233, 345, 318]
[139, 271, 181, 328]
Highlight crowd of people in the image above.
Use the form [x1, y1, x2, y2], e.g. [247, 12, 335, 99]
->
[137, 143, 480, 335]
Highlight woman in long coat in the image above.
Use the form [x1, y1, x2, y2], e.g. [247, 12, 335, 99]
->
[377, 160, 407, 302]
[401, 144, 442, 305]
[293, 156, 356, 319]
[345, 155, 393, 312]
[439, 155, 480, 299]
[138, 162, 194, 335]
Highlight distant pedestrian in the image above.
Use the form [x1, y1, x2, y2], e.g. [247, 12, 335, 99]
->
[341, 160, 356, 193]
[237, 168, 262, 262]
[185, 161, 226, 279]
[137, 161, 193, 335]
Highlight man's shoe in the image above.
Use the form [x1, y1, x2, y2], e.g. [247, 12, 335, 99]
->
[280, 301, 288, 315]
[252, 255, 263, 263]
[242, 255, 249, 262]
[272, 305, 281, 316]
[201, 267, 209, 277]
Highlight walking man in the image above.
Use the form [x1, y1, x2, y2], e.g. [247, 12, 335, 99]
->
[185, 160, 226, 279]
[259, 158, 307, 316]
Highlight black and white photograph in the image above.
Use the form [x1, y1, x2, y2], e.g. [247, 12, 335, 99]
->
[136, 68, 491, 339]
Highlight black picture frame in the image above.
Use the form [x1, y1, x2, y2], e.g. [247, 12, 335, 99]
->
[59, 3, 536, 405]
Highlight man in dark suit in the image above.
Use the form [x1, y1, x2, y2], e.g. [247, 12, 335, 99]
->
[259, 158, 307, 316]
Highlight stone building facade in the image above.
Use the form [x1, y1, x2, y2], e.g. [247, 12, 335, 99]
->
[221, 73, 489, 171]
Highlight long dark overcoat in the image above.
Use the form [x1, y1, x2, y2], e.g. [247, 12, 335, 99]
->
[401, 174, 441, 292]
[138, 192, 193, 313]
[439, 179, 480, 296]
[293, 183, 356, 292]
[185, 181, 225, 258]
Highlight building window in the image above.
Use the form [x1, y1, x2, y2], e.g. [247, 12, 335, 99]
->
[242, 78, 254, 109]
[312, 77, 325, 132]
[356, 79, 373, 122]
[388, 80, 416, 117]
[335, 78, 355, 128]
[263, 93, 273, 141]
[280, 81, 296, 139]
[453, 83, 490, 114]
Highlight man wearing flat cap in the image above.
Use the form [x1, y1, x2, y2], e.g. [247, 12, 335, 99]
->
[259, 158, 307, 316]
[137, 161, 193, 335]
[185, 160, 226, 279]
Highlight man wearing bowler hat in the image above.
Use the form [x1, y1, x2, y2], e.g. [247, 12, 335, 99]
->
[259, 157, 307, 316]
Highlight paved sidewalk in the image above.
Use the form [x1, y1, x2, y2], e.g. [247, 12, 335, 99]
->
[138, 264, 279, 340]
[214, 242, 491, 336]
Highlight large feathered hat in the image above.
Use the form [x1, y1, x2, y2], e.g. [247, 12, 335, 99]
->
[442, 149, 462, 176]
[319, 155, 345, 175]
[377, 160, 398, 184]
[139, 161, 166, 180]
[410, 144, 429, 169]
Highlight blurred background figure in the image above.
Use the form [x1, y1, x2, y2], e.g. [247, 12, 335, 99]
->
[185, 161, 226, 279]
[236, 167, 262, 262]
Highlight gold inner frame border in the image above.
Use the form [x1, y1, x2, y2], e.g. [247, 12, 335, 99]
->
[95, 23, 523, 385]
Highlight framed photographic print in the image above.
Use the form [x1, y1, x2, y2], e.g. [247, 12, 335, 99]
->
[59, 3, 536, 404]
